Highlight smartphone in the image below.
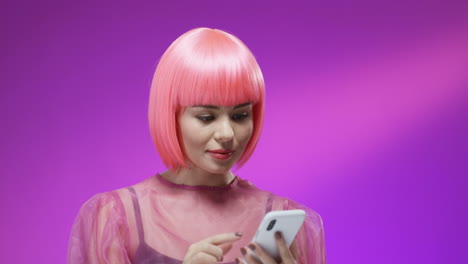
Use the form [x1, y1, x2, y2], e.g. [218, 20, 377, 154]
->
[252, 210, 306, 259]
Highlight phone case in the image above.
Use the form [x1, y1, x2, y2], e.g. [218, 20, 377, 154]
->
[252, 209, 306, 259]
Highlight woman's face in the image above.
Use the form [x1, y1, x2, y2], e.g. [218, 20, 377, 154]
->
[177, 102, 253, 175]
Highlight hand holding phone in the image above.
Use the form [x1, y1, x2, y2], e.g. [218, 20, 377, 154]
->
[252, 210, 305, 259]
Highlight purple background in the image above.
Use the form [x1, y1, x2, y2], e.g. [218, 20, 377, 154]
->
[2, 0, 468, 263]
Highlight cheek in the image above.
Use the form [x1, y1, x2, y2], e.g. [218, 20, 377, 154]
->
[238, 122, 254, 144]
[184, 133, 204, 149]
[178, 120, 200, 151]
[180, 124, 210, 150]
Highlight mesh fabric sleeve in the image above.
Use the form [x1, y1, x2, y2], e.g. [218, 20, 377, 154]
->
[67, 191, 132, 264]
[284, 198, 327, 264]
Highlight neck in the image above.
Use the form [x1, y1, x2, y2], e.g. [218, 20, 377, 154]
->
[160, 167, 235, 187]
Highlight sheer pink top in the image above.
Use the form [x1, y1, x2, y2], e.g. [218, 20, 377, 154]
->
[67, 174, 327, 263]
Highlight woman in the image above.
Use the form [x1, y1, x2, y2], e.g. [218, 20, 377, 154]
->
[67, 27, 327, 264]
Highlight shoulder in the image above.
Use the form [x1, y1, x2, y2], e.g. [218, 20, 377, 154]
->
[284, 197, 322, 218]
[240, 179, 324, 223]
[81, 190, 121, 208]
[75, 185, 137, 224]
[283, 198, 325, 230]
[255, 189, 325, 233]
[76, 174, 165, 220]
[75, 191, 120, 223]
[68, 188, 136, 263]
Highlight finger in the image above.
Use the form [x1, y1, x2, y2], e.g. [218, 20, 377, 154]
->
[235, 257, 247, 264]
[205, 232, 243, 245]
[241, 247, 264, 264]
[191, 251, 218, 264]
[275, 232, 295, 263]
[289, 240, 299, 261]
[246, 243, 276, 263]
[196, 242, 224, 262]
[218, 242, 233, 255]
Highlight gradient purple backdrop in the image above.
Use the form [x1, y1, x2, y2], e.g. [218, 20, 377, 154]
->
[2, 0, 468, 263]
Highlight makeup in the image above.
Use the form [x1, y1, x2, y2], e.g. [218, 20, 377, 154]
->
[207, 150, 234, 160]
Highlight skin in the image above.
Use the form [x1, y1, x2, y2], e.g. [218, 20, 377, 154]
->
[161, 102, 254, 187]
[237, 233, 299, 264]
[160, 102, 298, 264]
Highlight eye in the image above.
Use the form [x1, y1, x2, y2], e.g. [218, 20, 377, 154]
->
[197, 115, 215, 122]
[232, 112, 250, 121]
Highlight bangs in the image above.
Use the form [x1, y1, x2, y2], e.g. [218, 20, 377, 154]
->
[173, 29, 264, 108]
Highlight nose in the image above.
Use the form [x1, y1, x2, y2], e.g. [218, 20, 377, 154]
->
[214, 117, 234, 143]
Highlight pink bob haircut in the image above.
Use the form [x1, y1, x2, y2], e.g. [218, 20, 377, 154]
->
[148, 27, 265, 170]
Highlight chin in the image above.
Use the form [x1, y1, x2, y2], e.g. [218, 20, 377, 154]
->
[207, 168, 230, 176]
[204, 164, 233, 175]
[199, 156, 237, 175]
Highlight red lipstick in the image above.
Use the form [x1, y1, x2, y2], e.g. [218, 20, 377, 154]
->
[207, 149, 234, 160]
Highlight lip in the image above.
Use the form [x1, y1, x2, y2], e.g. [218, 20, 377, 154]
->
[207, 149, 235, 154]
[207, 149, 235, 160]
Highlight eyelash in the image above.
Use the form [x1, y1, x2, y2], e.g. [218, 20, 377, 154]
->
[197, 113, 250, 122]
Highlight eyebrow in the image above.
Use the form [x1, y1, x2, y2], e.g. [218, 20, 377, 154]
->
[191, 102, 252, 110]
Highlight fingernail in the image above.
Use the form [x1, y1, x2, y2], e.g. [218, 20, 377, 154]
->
[235, 232, 243, 237]
[275, 231, 282, 239]
[235, 258, 241, 264]
[240, 247, 247, 256]
[248, 244, 256, 251]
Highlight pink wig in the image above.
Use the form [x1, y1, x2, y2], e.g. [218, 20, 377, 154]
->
[148, 27, 265, 170]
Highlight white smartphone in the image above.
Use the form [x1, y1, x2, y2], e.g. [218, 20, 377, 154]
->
[252, 210, 306, 259]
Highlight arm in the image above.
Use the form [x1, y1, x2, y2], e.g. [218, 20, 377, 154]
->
[67, 191, 132, 264]
[286, 199, 327, 264]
